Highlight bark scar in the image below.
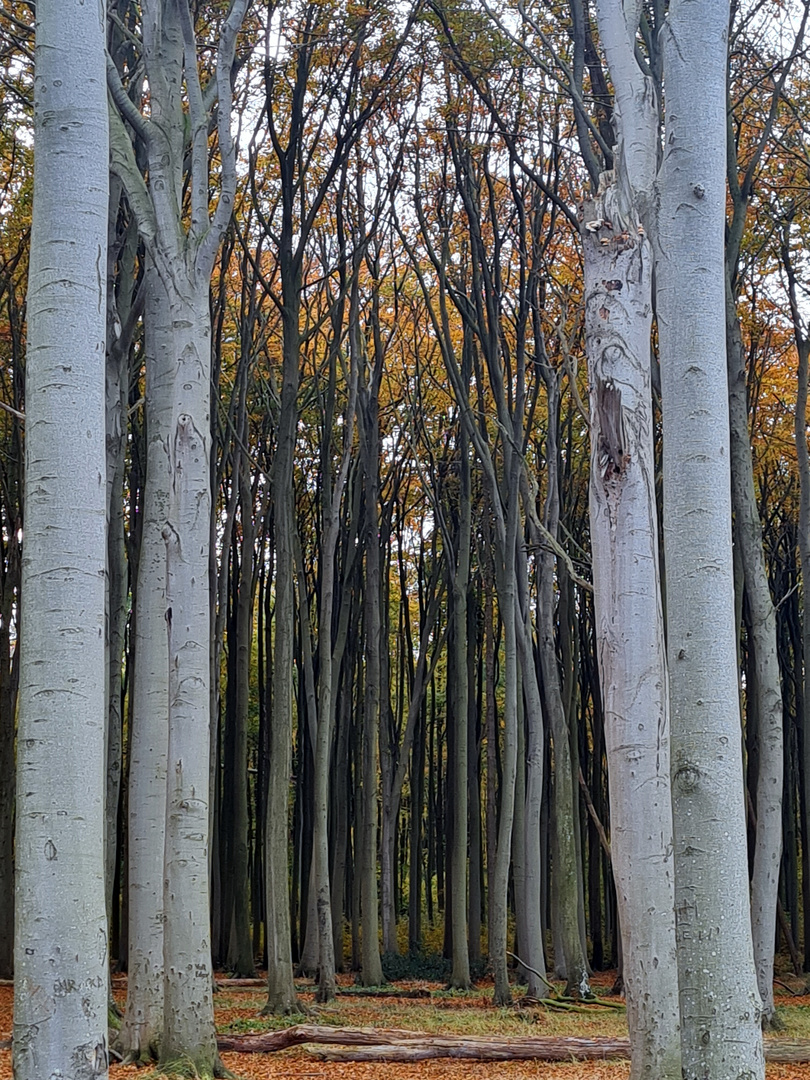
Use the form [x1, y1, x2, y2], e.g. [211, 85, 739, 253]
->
[596, 380, 628, 482]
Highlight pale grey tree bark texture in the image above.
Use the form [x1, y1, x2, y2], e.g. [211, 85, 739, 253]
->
[119, 261, 172, 1063]
[13, 1, 110, 1077]
[658, 0, 764, 1075]
[584, 182, 680, 1078]
[726, 282, 783, 1026]
[581, 0, 681, 1072]
[108, 1, 249, 1070]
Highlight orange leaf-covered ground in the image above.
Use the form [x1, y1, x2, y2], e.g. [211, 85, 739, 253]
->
[0, 972, 808, 1078]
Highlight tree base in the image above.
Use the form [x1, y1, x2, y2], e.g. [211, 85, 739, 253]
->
[153, 1051, 236, 1079]
[762, 1010, 785, 1033]
[261, 997, 308, 1017]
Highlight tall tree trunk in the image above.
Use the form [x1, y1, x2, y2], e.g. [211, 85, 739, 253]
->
[119, 261, 172, 1062]
[514, 538, 548, 999]
[782, 228, 810, 975]
[227, 456, 257, 978]
[448, 421, 472, 989]
[658, 1, 764, 1073]
[105, 182, 134, 970]
[535, 373, 589, 1000]
[311, 378, 357, 998]
[409, 701, 426, 954]
[490, 538, 519, 1006]
[0, 526, 17, 980]
[160, 286, 219, 1076]
[583, 177, 680, 1076]
[726, 281, 783, 1026]
[0, 353, 22, 979]
[265, 267, 302, 1014]
[467, 603, 483, 968]
[357, 384, 384, 987]
[108, 4, 248, 1066]
[14, 4, 109, 1077]
[484, 571, 498, 951]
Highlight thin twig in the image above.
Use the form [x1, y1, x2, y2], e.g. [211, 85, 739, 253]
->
[0, 400, 23, 422]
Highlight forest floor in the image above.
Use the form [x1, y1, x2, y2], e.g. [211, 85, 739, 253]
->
[1, 971, 810, 1078]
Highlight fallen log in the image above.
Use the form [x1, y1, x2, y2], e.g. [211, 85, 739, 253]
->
[312, 1036, 632, 1062]
[216, 1024, 810, 1064]
[313, 1038, 810, 1064]
[217, 1025, 420, 1053]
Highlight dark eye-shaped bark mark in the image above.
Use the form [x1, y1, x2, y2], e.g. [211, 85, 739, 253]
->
[597, 379, 628, 482]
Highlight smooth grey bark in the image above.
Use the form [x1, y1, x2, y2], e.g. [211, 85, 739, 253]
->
[109, 2, 248, 1070]
[576, 2, 679, 1061]
[13, 2, 109, 1077]
[720, 18, 804, 1014]
[114, 1, 182, 1053]
[161, 350, 217, 1072]
[119, 262, 172, 1063]
[726, 278, 783, 1026]
[658, 0, 764, 1074]
[583, 176, 680, 1077]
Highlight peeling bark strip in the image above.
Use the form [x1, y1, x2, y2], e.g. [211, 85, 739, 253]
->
[14, 2, 110, 1078]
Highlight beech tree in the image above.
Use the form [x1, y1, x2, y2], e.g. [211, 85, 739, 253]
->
[580, 0, 680, 1073]
[5, 0, 810, 1069]
[108, 0, 249, 1071]
[13, 1, 109, 1078]
[657, 0, 764, 1074]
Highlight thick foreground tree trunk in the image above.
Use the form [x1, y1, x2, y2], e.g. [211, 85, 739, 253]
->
[14, 2, 109, 1077]
[120, 261, 172, 1063]
[160, 287, 219, 1076]
[583, 178, 680, 1078]
[658, 0, 764, 1074]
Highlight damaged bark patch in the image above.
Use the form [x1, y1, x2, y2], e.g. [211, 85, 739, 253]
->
[597, 380, 629, 482]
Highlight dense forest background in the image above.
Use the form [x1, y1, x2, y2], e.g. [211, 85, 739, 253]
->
[2, 0, 810, 1065]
